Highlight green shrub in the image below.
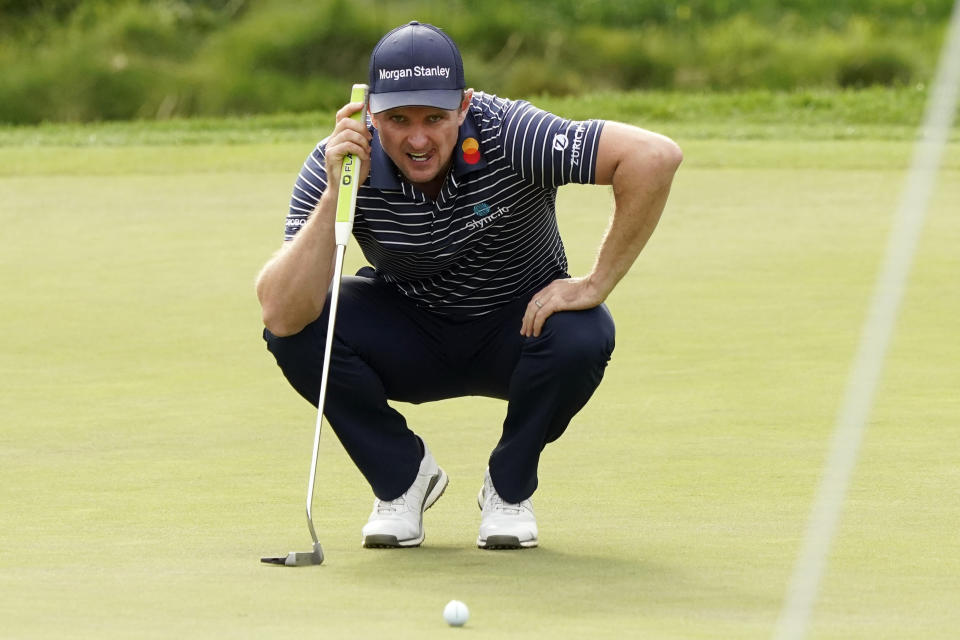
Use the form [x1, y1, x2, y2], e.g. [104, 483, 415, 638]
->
[572, 27, 676, 89]
[837, 46, 916, 87]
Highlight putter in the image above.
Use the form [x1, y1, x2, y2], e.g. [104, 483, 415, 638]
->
[262, 83, 368, 567]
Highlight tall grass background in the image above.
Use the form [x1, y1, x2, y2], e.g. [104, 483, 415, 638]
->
[0, 0, 955, 124]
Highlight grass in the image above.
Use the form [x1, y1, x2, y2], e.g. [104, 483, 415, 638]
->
[1, 98, 958, 638]
[1, 86, 956, 147]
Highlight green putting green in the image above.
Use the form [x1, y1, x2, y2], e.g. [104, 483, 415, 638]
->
[1, 133, 957, 639]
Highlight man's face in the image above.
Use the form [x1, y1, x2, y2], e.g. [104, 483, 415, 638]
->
[371, 92, 471, 189]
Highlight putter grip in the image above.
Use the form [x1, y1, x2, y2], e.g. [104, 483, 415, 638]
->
[335, 84, 368, 228]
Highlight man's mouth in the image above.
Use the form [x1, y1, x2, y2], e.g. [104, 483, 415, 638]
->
[407, 151, 432, 163]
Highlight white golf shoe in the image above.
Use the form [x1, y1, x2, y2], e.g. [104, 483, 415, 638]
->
[361, 443, 448, 548]
[477, 468, 538, 549]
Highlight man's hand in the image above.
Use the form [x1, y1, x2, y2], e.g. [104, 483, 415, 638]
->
[521, 277, 606, 338]
[325, 100, 372, 187]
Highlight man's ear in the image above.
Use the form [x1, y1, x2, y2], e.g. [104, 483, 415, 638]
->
[369, 107, 380, 130]
[457, 89, 474, 125]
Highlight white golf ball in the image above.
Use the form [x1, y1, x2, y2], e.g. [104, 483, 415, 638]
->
[443, 599, 469, 627]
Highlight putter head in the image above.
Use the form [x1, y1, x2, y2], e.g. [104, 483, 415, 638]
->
[261, 543, 324, 567]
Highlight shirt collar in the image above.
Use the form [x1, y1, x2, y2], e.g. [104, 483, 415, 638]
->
[368, 113, 487, 191]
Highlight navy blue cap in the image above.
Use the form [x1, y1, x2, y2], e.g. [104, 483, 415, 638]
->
[368, 21, 465, 114]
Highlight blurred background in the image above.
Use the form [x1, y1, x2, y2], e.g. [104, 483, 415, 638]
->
[0, 0, 953, 125]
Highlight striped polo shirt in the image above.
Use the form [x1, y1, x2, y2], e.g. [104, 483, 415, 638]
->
[285, 92, 605, 316]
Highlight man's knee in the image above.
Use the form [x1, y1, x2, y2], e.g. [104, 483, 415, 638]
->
[263, 273, 377, 370]
[538, 305, 616, 371]
[262, 323, 329, 406]
[263, 325, 323, 360]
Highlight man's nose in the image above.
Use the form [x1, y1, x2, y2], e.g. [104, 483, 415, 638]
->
[407, 126, 429, 148]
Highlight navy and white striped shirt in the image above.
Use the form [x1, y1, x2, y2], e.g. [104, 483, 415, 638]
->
[286, 92, 605, 316]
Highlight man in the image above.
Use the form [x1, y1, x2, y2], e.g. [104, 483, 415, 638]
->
[256, 21, 682, 550]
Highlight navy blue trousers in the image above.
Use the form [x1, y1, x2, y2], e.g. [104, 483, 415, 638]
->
[263, 268, 615, 503]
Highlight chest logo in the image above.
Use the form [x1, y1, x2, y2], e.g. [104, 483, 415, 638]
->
[465, 205, 509, 231]
[462, 137, 482, 165]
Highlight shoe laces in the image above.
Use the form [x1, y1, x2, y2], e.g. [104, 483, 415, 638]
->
[374, 495, 408, 515]
[486, 482, 528, 516]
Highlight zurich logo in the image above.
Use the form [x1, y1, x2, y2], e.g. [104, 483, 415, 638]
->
[473, 202, 491, 217]
[553, 133, 569, 152]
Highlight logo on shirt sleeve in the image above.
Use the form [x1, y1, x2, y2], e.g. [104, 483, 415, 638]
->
[462, 137, 482, 165]
[553, 125, 586, 166]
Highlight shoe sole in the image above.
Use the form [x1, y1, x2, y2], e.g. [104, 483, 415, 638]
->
[362, 468, 449, 549]
[477, 535, 538, 550]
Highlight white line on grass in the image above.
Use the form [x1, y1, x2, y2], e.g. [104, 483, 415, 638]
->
[772, 2, 960, 639]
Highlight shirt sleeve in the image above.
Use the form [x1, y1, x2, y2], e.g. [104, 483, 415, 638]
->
[284, 139, 329, 241]
[499, 100, 605, 189]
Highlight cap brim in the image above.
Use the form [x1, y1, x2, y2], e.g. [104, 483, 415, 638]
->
[369, 90, 463, 113]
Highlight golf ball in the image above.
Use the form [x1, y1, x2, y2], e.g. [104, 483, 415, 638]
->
[443, 599, 469, 627]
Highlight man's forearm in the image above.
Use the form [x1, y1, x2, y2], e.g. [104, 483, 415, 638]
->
[586, 142, 681, 299]
[256, 190, 338, 336]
